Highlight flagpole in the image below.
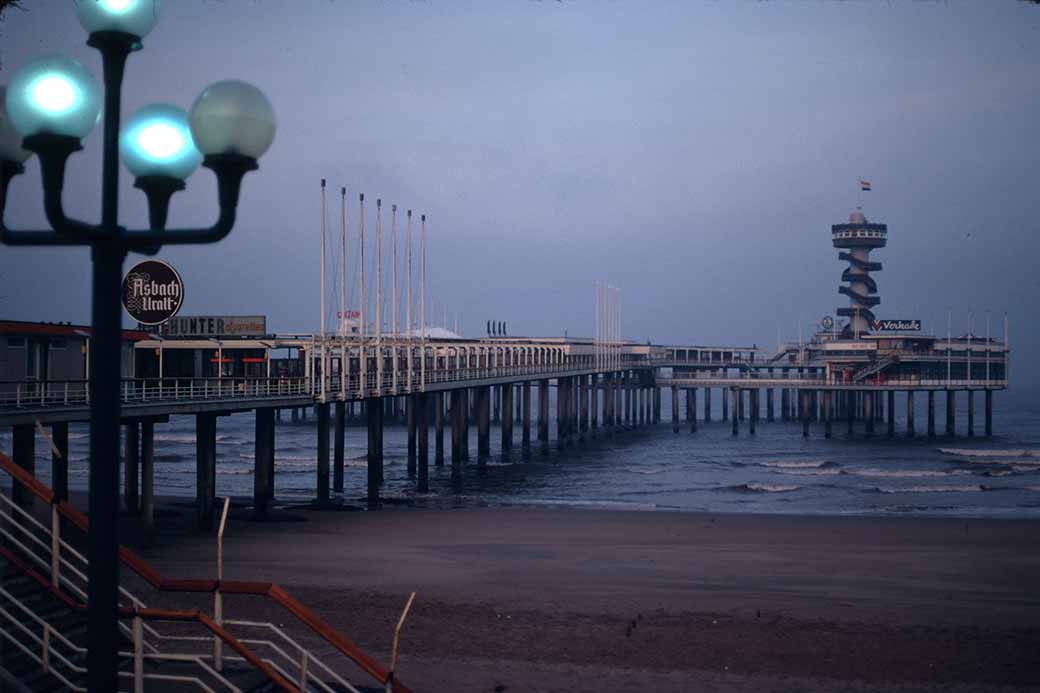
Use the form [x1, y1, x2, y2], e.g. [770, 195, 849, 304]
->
[392, 204, 398, 393]
[406, 210, 413, 391]
[320, 179, 327, 403]
[340, 186, 347, 396]
[359, 193, 366, 397]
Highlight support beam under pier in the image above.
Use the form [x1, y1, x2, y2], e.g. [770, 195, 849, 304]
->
[195, 413, 216, 530]
[254, 408, 275, 518]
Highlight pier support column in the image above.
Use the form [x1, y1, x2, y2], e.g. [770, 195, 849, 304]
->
[824, 391, 832, 439]
[493, 386, 500, 423]
[50, 422, 68, 503]
[578, 378, 587, 438]
[195, 413, 216, 530]
[767, 388, 774, 422]
[704, 387, 712, 423]
[967, 390, 975, 437]
[907, 392, 915, 438]
[316, 402, 330, 504]
[738, 388, 745, 421]
[141, 421, 155, 534]
[461, 389, 470, 460]
[985, 390, 993, 436]
[418, 393, 429, 493]
[887, 391, 896, 438]
[367, 399, 382, 509]
[688, 388, 698, 433]
[253, 408, 275, 518]
[539, 380, 550, 447]
[946, 390, 956, 436]
[334, 402, 345, 492]
[749, 389, 757, 435]
[502, 384, 514, 451]
[589, 377, 598, 433]
[928, 391, 936, 437]
[435, 392, 445, 466]
[731, 388, 739, 436]
[407, 394, 417, 477]
[556, 379, 567, 449]
[723, 387, 730, 422]
[864, 392, 875, 436]
[781, 388, 789, 421]
[522, 382, 532, 449]
[671, 386, 679, 433]
[451, 390, 463, 469]
[802, 391, 810, 437]
[478, 386, 491, 461]
[124, 422, 139, 514]
[846, 392, 854, 435]
[11, 424, 35, 511]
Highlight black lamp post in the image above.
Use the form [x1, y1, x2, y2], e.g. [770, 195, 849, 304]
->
[0, 2, 275, 690]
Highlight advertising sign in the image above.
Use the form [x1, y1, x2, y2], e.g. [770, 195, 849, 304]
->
[872, 319, 921, 332]
[160, 315, 267, 337]
[122, 260, 184, 325]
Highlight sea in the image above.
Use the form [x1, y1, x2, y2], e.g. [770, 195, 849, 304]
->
[3, 386, 1039, 518]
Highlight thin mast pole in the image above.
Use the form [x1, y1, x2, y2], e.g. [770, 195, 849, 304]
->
[406, 210, 413, 390]
[376, 199, 383, 393]
[320, 179, 327, 402]
[947, 309, 952, 385]
[420, 214, 427, 390]
[1004, 312, 1009, 385]
[340, 187, 347, 396]
[359, 194, 366, 397]
[392, 204, 398, 393]
[967, 311, 972, 385]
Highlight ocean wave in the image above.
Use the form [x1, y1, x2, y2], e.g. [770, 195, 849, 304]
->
[1013, 465, 1040, 473]
[850, 468, 971, 478]
[763, 459, 831, 469]
[155, 433, 237, 444]
[940, 448, 1039, 459]
[625, 466, 669, 475]
[875, 484, 988, 494]
[772, 467, 842, 476]
[726, 483, 801, 493]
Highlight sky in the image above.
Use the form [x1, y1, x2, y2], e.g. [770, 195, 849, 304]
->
[2, 1, 1039, 383]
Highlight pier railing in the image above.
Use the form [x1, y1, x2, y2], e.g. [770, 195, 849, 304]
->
[658, 372, 1009, 389]
[0, 453, 411, 692]
[0, 359, 668, 412]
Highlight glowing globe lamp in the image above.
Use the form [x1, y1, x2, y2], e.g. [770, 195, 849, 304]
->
[0, 87, 31, 164]
[75, 0, 159, 39]
[189, 81, 276, 160]
[5, 56, 101, 140]
[120, 104, 201, 180]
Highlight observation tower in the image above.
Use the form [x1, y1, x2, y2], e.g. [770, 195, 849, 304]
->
[832, 208, 887, 337]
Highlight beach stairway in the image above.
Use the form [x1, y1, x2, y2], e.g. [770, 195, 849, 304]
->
[0, 452, 411, 692]
[0, 557, 92, 691]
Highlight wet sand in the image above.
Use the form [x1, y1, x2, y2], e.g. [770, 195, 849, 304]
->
[110, 501, 1040, 692]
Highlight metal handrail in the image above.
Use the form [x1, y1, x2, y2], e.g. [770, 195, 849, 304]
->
[0, 453, 411, 693]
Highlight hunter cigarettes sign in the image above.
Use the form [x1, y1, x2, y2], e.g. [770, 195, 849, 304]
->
[872, 319, 921, 332]
[161, 315, 268, 337]
[122, 260, 184, 325]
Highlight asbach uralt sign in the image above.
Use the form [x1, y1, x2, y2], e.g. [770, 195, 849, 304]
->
[122, 259, 184, 325]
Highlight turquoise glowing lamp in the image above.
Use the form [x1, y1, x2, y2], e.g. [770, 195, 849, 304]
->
[120, 103, 201, 228]
[75, 0, 159, 41]
[5, 55, 101, 142]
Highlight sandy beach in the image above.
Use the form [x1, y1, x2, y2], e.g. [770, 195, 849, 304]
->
[107, 500, 1040, 692]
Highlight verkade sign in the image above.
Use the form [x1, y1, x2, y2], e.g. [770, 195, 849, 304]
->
[122, 260, 184, 326]
[872, 319, 921, 332]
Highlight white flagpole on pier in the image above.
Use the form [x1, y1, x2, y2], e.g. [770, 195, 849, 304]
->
[359, 194, 366, 397]
[376, 199, 383, 393]
[340, 187, 347, 396]
[320, 179, 327, 402]
[392, 204, 399, 393]
[420, 214, 427, 390]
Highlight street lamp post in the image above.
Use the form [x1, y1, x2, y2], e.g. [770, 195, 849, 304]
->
[0, 2, 276, 690]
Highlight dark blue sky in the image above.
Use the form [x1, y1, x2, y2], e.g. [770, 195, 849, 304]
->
[3, 1, 1038, 382]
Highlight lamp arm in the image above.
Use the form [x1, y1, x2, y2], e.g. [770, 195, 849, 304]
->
[0, 159, 93, 246]
[123, 153, 256, 251]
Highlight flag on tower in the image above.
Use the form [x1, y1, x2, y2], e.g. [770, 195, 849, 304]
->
[859, 179, 872, 191]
